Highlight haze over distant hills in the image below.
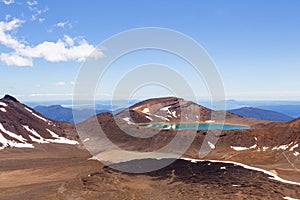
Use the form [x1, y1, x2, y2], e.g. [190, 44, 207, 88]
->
[34, 105, 111, 124]
[32, 99, 300, 124]
[229, 107, 294, 122]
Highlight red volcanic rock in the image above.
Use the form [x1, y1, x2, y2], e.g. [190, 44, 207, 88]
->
[0, 95, 78, 150]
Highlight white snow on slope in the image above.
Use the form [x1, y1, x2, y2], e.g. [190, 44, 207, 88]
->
[23, 125, 49, 144]
[123, 117, 135, 125]
[145, 116, 153, 121]
[24, 107, 48, 122]
[294, 151, 299, 157]
[182, 158, 300, 186]
[141, 108, 150, 114]
[171, 110, 177, 118]
[0, 107, 6, 112]
[230, 146, 249, 151]
[46, 129, 78, 145]
[0, 131, 33, 149]
[208, 141, 215, 149]
[0, 123, 27, 142]
[0, 102, 8, 107]
[272, 142, 293, 151]
[230, 143, 257, 151]
[283, 196, 299, 200]
[153, 114, 170, 122]
[160, 106, 172, 111]
[262, 147, 269, 151]
[290, 143, 298, 151]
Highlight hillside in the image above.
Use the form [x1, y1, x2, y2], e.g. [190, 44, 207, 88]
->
[78, 96, 300, 183]
[0, 95, 300, 199]
[0, 95, 79, 149]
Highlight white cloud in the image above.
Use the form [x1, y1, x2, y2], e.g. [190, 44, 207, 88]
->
[55, 21, 72, 29]
[30, 7, 48, 21]
[55, 81, 66, 86]
[5, 14, 11, 21]
[0, 53, 32, 66]
[38, 18, 45, 22]
[1, 0, 14, 5]
[0, 18, 104, 67]
[29, 93, 72, 97]
[27, 0, 38, 6]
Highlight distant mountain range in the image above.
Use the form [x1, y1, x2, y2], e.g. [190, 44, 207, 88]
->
[228, 107, 294, 122]
[34, 101, 296, 124]
[34, 105, 112, 124]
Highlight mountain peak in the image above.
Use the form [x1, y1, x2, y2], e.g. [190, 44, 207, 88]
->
[2, 94, 19, 102]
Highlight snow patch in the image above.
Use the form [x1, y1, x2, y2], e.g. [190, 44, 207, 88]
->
[145, 116, 153, 121]
[46, 129, 78, 145]
[0, 131, 33, 149]
[0, 123, 27, 142]
[153, 114, 170, 122]
[220, 166, 226, 170]
[294, 151, 299, 157]
[262, 147, 269, 151]
[0, 102, 8, 107]
[208, 141, 215, 149]
[141, 108, 150, 114]
[171, 111, 177, 118]
[230, 146, 248, 151]
[182, 158, 300, 186]
[205, 120, 215, 123]
[123, 117, 135, 125]
[231, 143, 257, 151]
[24, 107, 49, 122]
[272, 142, 293, 151]
[283, 196, 299, 200]
[0, 107, 6, 112]
[290, 144, 298, 151]
[160, 106, 172, 111]
[23, 125, 49, 144]
[254, 137, 258, 141]
[83, 138, 90, 142]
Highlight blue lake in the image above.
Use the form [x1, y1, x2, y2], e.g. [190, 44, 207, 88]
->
[140, 123, 249, 130]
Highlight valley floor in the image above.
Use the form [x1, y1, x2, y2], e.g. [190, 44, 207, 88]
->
[1, 144, 300, 200]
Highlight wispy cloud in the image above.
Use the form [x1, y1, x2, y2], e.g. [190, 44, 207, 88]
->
[55, 21, 72, 29]
[30, 7, 48, 22]
[29, 93, 72, 97]
[1, 0, 14, 5]
[55, 81, 66, 86]
[0, 18, 104, 67]
[27, 0, 38, 6]
[5, 14, 11, 21]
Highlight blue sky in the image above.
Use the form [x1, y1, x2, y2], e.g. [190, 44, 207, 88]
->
[0, 0, 299, 101]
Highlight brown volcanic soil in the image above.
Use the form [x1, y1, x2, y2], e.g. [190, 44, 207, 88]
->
[117, 96, 271, 126]
[77, 113, 300, 183]
[1, 96, 300, 199]
[0, 144, 101, 200]
[1, 145, 300, 200]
